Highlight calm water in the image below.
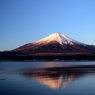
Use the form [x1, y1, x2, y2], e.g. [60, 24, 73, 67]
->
[0, 61, 95, 95]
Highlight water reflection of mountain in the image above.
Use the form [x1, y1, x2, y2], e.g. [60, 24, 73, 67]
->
[22, 65, 95, 89]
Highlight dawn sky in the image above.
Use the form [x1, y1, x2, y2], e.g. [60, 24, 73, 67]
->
[0, 0, 95, 51]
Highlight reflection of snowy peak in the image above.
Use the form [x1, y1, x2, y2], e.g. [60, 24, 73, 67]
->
[22, 66, 95, 89]
[34, 33, 85, 45]
[31, 74, 73, 89]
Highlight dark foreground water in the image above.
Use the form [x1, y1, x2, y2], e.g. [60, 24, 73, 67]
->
[0, 61, 95, 95]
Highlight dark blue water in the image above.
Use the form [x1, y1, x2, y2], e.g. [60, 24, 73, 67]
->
[0, 61, 95, 95]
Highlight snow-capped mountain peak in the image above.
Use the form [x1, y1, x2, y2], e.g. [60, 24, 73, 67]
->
[12, 32, 95, 55]
[34, 33, 85, 45]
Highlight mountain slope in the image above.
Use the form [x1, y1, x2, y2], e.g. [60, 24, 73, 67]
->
[12, 33, 95, 55]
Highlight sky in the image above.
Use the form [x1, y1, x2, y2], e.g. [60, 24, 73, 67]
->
[0, 0, 95, 51]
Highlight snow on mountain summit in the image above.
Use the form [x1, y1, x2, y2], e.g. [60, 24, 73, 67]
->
[34, 33, 86, 45]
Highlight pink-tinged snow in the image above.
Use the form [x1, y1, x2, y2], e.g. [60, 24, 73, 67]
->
[33, 33, 86, 46]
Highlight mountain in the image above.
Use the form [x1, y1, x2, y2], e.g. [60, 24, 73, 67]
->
[33, 33, 85, 45]
[11, 33, 95, 55]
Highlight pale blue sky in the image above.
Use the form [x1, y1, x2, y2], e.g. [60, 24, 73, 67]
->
[0, 0, 95, 51]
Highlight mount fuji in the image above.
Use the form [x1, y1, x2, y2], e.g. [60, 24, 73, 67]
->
[12, 33, 95, 55]
[33, 33, 85, 45]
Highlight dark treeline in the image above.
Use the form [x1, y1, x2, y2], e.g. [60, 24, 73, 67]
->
[0, 54, 95, 61]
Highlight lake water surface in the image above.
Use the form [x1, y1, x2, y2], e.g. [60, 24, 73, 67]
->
[0, 61, 95, 95]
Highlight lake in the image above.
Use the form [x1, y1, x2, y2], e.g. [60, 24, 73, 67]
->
[0, 61, 95, 95]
